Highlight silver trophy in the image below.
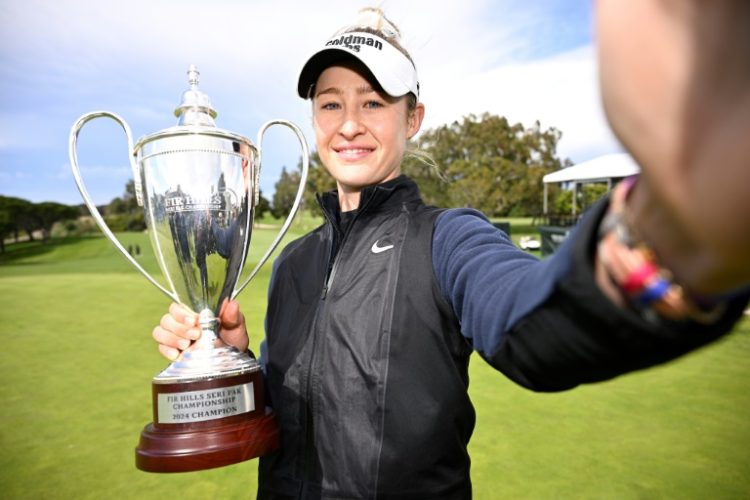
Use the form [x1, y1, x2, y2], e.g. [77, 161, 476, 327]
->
[69, 66, 308, 472]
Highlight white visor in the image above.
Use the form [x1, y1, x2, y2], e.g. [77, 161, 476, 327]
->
[297, 31, 419, 99]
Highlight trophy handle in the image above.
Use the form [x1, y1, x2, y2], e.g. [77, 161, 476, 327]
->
[232, 120, 310, 299]
[69, 111, 179, 303]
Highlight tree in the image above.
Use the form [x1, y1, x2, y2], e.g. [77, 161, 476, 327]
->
[0, 196, 80, 248]
[269, 156, 328, 219]
[0, 197, 19, 248]
[553, 183, 609, 216]
[104, 180, 145, 231]
[271, 167, 303, 219]
[106, 196, 128, 215]
[256, 190, 271, 219]
[400, 148, 453, 208]
[403, 113, 571, 216]
[34, 202, 79, 242]
[0, 195, 37, 242]
[302, 152, 336, 215]
[106, 180, 140, 215]
[279, 113, 569, 218]
[0, 208, 12, 254]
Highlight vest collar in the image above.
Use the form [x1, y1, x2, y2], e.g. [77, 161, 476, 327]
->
[317, 175, 423, 222]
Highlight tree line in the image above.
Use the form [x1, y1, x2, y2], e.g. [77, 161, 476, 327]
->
[0, 179, 144, 254]
[0, 196, 81, 253]
[271, 113, 573, 218]
[2, 113, 579, 253]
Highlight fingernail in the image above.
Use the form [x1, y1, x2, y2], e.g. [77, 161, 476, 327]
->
[184, 316, 196, 326]
[178, 339, 190, 350]
[188, 329, 201, 340]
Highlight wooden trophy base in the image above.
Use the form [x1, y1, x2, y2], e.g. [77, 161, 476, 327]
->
[135, 368, 279, 473]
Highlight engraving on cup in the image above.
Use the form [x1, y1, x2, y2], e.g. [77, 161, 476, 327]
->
[139, 142, 254, 317]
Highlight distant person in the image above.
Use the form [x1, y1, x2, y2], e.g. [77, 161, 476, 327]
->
[154, 4, 750, 498]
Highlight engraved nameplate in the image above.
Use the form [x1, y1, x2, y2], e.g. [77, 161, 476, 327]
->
[157, 382, 254, 424]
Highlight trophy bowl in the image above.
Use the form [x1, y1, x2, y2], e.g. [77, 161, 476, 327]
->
[69, 66, 309, 472]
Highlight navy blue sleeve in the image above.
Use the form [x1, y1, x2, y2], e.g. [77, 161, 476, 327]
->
[432, 208, 574, 356]
[433, 202, 749, 391]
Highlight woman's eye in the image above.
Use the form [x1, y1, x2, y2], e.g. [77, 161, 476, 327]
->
[321, 102, 340, 111]
[364, 100, 384, 109]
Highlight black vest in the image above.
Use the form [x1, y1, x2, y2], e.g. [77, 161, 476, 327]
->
[259, 177, 475, 499]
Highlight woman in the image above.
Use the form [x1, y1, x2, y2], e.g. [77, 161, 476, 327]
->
[153, 4, 750, 499]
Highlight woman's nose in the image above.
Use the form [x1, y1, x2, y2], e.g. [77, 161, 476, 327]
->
[338, 109, 365, 139]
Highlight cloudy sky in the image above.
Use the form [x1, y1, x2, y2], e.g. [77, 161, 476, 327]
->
[0, 0, 621, 206]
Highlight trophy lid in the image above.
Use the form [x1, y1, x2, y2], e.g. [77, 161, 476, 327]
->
[133, 65, 254, 153]
[174, 65, 218, 127]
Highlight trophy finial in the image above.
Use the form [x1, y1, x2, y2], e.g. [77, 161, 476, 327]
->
[175, 64, 217, 126]
[187, 64, 200, 88]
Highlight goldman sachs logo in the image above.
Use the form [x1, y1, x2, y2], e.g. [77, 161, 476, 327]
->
[326, 34, 383, 53]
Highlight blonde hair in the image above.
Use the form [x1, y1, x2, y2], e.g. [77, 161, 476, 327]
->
[335, 7, 407, 56]
[339, 8, 400, 34]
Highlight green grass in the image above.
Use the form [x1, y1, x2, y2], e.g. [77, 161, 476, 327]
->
[468, 327, 750, 499]
[256, 210, 325, 234]
[1, 231, 748, 499]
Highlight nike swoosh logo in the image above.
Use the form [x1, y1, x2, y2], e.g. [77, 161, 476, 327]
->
[371, 240, 394, 254]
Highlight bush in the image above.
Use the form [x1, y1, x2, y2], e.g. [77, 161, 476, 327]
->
[51, 217, 99, 238]
[103, 213, 146, 232]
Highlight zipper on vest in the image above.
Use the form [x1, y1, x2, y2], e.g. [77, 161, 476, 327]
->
[304, 220, 339, 488]
[301, 291, 326, 491]
[302, 191, 377, 489]
[319, 207, 339, 300]
[320, 192, 376, 300]
[320, 234, 337, 300]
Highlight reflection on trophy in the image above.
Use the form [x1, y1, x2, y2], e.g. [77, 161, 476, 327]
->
[69, 66, 309, 472]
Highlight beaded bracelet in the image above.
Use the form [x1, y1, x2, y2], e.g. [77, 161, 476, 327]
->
[597, 176, 726, 324]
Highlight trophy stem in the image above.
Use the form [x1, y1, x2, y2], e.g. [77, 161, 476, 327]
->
[153, 307, 256, 383]
[195, 308, 220, 350]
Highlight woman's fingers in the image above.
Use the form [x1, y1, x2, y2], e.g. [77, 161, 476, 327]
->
[158, 343, 180, 361]
[159, 309, 200, 341]
[169, 303, 199, 329]
[220, 300, 243, 329]
[218, 300, 250, 352]
[154, 301, 249, 360]
[152, 303, 202, 361]
[152, 322, 190, 350]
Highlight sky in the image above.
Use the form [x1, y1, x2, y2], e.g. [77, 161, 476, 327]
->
[0, 0, 622, 206]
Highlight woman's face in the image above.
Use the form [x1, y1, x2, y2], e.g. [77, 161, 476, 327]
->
[312, 62, 424, 196]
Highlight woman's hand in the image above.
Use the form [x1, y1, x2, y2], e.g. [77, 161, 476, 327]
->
[596, 0, 750, 295]
[152, 301, 250, 361]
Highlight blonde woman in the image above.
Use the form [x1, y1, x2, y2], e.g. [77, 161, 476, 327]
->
[154, 4, 750, 498]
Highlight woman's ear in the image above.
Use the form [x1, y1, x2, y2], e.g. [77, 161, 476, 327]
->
[407, 102, 425, 139]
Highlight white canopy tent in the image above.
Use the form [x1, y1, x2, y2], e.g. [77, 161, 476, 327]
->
[542, 153, 640, 215]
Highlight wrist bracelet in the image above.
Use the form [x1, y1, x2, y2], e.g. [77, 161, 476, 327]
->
[597, 176, 726, 324]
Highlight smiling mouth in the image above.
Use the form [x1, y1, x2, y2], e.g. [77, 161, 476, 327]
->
[334, 147, 374, 160]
